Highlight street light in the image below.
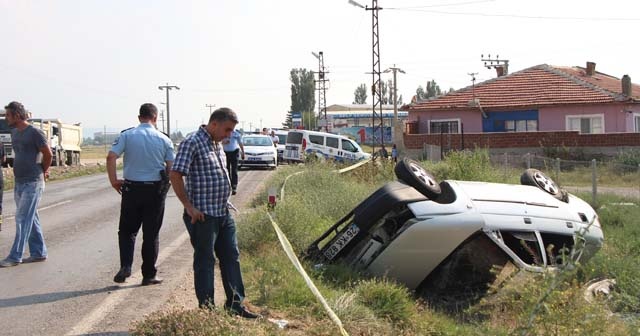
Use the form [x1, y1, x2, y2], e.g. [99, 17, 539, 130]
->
[158, 83, 180, 137]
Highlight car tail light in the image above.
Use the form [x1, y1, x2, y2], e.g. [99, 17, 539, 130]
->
[302, 138, 307, 151]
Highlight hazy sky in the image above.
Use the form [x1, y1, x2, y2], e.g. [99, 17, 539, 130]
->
[1, 0, 638, 136]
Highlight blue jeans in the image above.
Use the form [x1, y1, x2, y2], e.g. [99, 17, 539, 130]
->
[7, 179, 46, 262]
[183, 211, 245, 308]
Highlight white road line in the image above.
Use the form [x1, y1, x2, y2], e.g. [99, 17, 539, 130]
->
[5, 200, 72, 220]
[65, 231, 190, 336]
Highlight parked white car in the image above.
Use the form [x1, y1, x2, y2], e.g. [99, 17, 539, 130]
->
[305, 159, 604, 309]
[239, 135, 277, 169]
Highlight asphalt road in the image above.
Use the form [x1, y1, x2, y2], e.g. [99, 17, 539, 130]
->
[0, 168, 274, 335]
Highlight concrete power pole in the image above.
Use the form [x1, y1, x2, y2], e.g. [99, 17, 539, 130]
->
[384, 65, 405, 150]
[158, 83, 180, 137]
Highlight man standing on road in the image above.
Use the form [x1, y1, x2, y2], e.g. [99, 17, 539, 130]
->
[170, 107, 260, 318]
[222, 129, 244, 195]
[106, 103, 175, 285]
[0, 137, 6, 231]
[269, 130, 279, 145]
[0, 101, 52, 267]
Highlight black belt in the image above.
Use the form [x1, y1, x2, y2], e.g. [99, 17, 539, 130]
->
[124, 180, 160, 185]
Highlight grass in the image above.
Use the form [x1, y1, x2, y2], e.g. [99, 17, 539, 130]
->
[81, 144, 111, 160]
[132, 150, 640, 335]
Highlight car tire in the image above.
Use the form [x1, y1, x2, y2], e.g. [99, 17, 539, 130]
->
[520, 169, 564, 201]
[394, 158, 441, 199]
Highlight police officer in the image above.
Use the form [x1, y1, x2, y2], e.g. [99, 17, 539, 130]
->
[106, 103, 175, 285]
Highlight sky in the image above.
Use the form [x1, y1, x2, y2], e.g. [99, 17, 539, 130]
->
[1, 0, 639, 137]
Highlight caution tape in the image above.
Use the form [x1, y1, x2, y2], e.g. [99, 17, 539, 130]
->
[264, 160, 370, 336]
[266, 211, 349, 336]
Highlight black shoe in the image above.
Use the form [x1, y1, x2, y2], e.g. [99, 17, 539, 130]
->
[232, 187, 237, 195]
[113, 267, 131, 283]
[226, 306, 261, 319]
[141, 276, 163, 286]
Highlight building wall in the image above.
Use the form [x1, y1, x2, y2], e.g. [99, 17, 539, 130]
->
[403, 131, 640, 158]
[407, 110, 483, 133]
[539, 103, 632, 133]
[409, 103, 640, 134]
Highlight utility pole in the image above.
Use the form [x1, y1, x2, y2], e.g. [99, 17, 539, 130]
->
[158, 83, 180, 137]
[384, 65, 405, 149]
[312, 51, 329, 132]
[350, 0, 384, 156]
[205, 104, 216, 124]
[481, 54, 509, 77]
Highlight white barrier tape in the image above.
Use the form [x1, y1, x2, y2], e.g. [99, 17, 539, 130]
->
[280, 159, 371, 202]
[336, 158, 372, 174]
[266, 211, 349, 336]
[266, 159, 370, 335]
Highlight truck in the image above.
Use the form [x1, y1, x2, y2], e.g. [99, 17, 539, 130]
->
[30, 119, 82, 166]
[0, 112, 83, 167]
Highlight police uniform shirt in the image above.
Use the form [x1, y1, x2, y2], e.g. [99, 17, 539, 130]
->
[222, 129, 242, 152]
[110, 123, 175, 182]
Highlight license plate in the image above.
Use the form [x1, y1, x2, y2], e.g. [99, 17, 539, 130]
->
[285, 150, 299, 159]
[248, 157, 260, 161]
[323, 224, 360, 260]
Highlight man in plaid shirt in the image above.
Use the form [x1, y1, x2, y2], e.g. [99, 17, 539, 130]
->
[170, 107, 259, 319]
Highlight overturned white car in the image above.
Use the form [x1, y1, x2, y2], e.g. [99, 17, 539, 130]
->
[305, 158, 604, 308]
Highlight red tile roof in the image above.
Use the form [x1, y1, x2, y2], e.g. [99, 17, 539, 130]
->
[405, 64, 640, 112]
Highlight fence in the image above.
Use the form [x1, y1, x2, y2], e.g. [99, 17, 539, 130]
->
[487, 152, 640, 204]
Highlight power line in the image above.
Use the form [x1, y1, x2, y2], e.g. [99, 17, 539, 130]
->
[388, 8, 640, 21]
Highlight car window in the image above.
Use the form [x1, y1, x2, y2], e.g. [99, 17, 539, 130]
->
[326, 137, 339, 149]
[309, 134, 323, 145]
[277, 134, 287, 144]
[341, 139, 358, 152]
[286, 132, 303, 144]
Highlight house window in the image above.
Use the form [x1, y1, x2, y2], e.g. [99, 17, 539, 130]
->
[635, 114, 640, 132]
[504, 120, 538, 132]
[429, 119, 460, 134]
[566, 114, 604, 134]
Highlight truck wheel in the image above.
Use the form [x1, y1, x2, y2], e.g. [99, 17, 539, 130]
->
[394, 158, 441, 199]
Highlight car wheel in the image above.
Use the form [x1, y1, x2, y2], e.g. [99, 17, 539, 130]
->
[520, 169, 564, 200]
[394, 158, 441, 199]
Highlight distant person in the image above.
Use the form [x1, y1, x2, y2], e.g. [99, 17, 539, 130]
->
[106, 103, 175, 285]
[0, 142, 5, 231]
[222, 128, 244, 195]
[261, 127, 268, 135]
[170, 107, 260, 319]
[391, 144, 398, 163]
[378, 145, 389, 160]
[270, 130, 279, 146]
[0, 101, 52, 267]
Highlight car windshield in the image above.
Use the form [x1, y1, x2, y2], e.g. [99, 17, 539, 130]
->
[243, 136, 272, 146]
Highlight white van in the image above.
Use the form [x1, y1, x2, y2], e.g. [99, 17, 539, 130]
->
[283, 130, 371, 163]
[273, 130, 288, 164]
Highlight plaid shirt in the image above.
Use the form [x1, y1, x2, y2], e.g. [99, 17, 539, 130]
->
[172, 126, 231, 217]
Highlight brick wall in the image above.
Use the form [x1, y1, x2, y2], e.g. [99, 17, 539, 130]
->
[403, 131, 640, 150]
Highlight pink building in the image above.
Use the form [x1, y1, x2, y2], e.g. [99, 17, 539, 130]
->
[403, 62, 640, 135]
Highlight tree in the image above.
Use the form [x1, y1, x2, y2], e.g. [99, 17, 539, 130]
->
[426, 80, 442, 98]
[379, 81, 389, 105]
[416, 79, 443, 99]
[353, 83, 367, 104]
[386, 80, 403, 105]
[284, 68, 316, 128]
